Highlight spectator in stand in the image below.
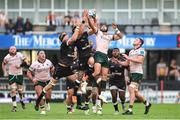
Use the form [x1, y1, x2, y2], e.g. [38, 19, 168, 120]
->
[5, 19, 15, 34]
[55, 13, 64, 26]
[64, 11, 72, 26]
[156, 58, 168, 81]
[169, 59, 180, 81]
[24, 18, 33, 32]
[15, 16, 24, 34]
[46, 11, 55, 26]
[0, 10, 8, 27]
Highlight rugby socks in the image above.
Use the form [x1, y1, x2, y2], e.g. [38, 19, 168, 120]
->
[75, 80, 80, 86]
[143, 100, 150, 106]
[19, 92, 25, 107]
[128, 105, 133, 112]
[36, 90, 46, 107]
[113, 102, 119, 112]
[67, 105, 72, 112]
[120, 96, 125, 110]
[76, 92, 82, 106]
[12, 96, 17, 107]
[96, 99, 101, 108]
[85, 102, 89, 107]
[40, 104, 45, 111]
[100, 80, 106, 91]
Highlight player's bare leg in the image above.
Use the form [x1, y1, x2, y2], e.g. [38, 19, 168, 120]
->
[10, 83, 17, 112]
[135, 91, 151, 114]
[35, 78, 57, 111]
[17, 85, 25, 109]
[35, 85, 46, 114]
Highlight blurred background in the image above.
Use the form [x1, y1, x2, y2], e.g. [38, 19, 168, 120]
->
[0, 0, 180, 104]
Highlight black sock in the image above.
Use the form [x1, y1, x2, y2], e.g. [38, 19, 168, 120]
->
[100, 80, 106, 91]
[143, 100, 147, 105]
[36, 91, 46, 106]
[19, 92, 24, 100]
[85, 102, 89, 107]
[77, 93, 82, 106]
[67, 105, 71, 111]
[75, 80, 80, 87]
[113, 103, 119, 112]
[129, 105, 133, 109]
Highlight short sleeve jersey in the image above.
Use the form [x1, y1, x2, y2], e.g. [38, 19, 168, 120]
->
[3, 52, 25, 75]
[29, 59, 53, 82]
[129, 48, 145, 74]
[96, 31, 113, 54]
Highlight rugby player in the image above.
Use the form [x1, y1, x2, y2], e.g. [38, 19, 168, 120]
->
[122, 38, 152, 115]
[2, 46, 29, 112]
[85, 9, 123, 115]
[109, 48, 128, 115]
[34, 19, 86, 113]
[27, 50, 54, 115]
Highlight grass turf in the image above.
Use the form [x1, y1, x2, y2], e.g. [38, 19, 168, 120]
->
[0, 103, 180, 119]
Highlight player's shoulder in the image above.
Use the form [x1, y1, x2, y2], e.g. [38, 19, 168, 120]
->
[137, 48, 146, 56]
[16, 52, 23, 56]
[31, 60, 39, 66]
[45, 59, 52, 64]
[138, 47, 145, 51]
[4, 53, 10, 59]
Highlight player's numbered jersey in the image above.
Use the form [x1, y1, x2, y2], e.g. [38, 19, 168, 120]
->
[3, 52, 25, 75]
[96, 31, 113, 54]
[29, 59, 53, 82]
[129, 48, 145, 74]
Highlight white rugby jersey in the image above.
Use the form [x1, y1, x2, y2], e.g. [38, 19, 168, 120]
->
[96, 31, 113, 54]
[29, 59, 53, 82]
[3, 52, 25, 75]
[129, 48, 145, 74]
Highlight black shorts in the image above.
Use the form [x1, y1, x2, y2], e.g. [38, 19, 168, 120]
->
[53, 64, 74, 80]
[34, 80, 50, 87]
[109, 77, 126, 91]
[66, 79, 75, 90]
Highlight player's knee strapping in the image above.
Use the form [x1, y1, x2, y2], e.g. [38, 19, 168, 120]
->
[10, 84, 17, 92]
[49, 80, 56, 86]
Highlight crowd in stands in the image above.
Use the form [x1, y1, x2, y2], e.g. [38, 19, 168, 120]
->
[0, 10, 33, 34]
[1, 10, 180, 35]
[156, 58, 180, 81]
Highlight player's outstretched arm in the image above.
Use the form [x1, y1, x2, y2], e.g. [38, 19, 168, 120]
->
[112, 23, 123, 40]
[85, 9, 98, 34]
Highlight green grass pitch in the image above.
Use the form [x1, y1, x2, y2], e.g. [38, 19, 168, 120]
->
[0, 103, 180, 119]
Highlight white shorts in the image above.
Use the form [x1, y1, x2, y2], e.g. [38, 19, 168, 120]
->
[110, 85, 125, 92]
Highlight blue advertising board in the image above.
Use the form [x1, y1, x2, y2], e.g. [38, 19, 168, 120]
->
[0, 34, 178, 49]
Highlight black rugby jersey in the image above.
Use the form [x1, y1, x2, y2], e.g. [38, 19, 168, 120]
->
[59, 42, 75, 66]
[75, 31, 93, 58]
[109, 58, 126, 80]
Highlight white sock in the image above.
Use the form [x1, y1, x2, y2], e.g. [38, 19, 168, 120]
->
[96, 99, 101, 108]
[12, 101, 17, 107]
[128, 108, 132, 112]
[146, 101, 150, 106]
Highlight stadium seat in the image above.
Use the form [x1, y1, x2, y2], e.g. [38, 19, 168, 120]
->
[125, 26, 134, 34]
[134, 26, 143, 34]
[152, 26, 160, 34]
[171, 26, 180, 33]
[143, 26, 152, 34]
